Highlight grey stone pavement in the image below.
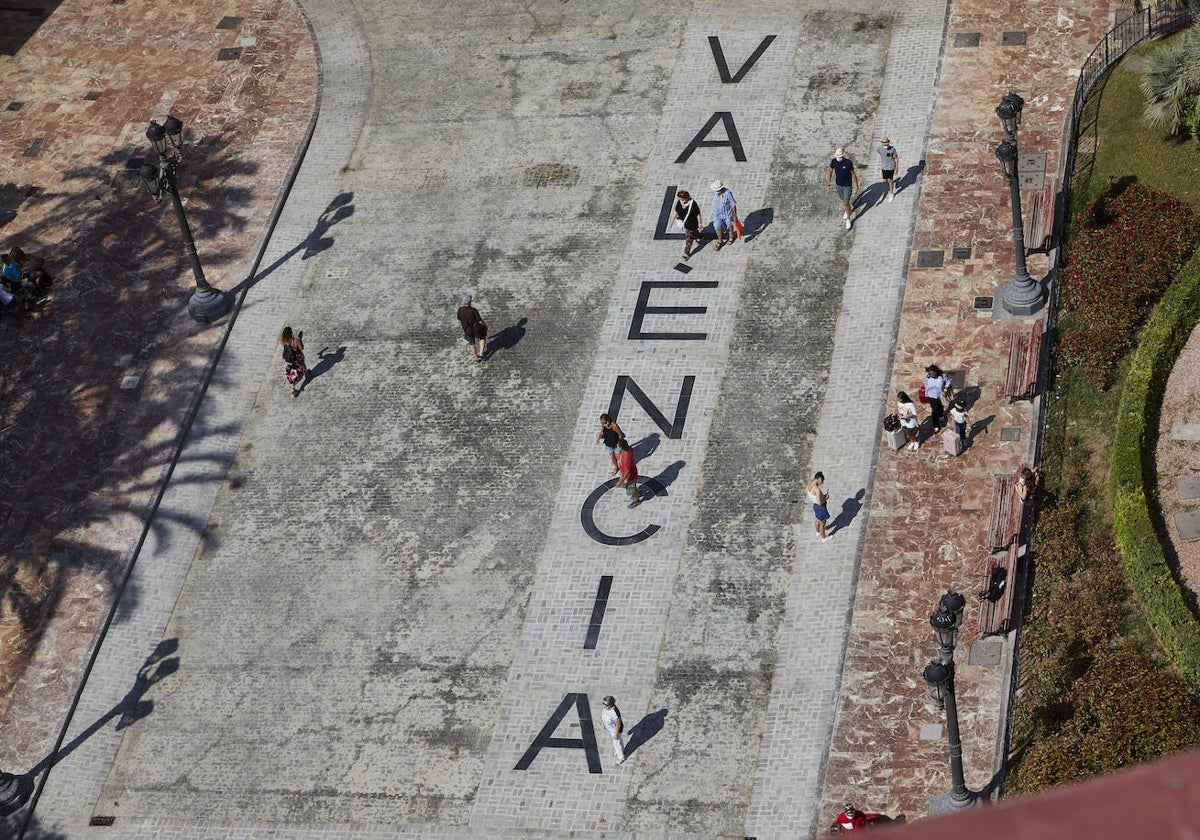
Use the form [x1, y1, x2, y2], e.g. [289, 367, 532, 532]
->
[20, 0, 949, 837]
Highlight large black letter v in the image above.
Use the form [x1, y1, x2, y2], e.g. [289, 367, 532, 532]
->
[708, 35, 776, 83]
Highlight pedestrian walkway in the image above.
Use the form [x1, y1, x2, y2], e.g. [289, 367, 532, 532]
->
[0, 0, 1130, 837]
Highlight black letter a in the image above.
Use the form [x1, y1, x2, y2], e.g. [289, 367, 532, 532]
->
[513, 693, 602, 773]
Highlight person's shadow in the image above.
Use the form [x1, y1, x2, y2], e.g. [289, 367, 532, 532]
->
[853, 183, 888, 214]
[647, 460, 685, 495]
[485, 318, 527, 359]
[828, 489, 865, 536]
[307, 346, 346, 382]
[741, 207, 773, 242]
[632, 433, 661, 461]
[625, 708, 668, 756]
[969, 414, 996, 442]
[894, 161, 926, 195]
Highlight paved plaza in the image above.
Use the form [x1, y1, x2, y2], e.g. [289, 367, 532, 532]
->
[0, 0, 1125, 837]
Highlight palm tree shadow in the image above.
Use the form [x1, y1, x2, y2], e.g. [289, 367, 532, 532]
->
[624, 708, 668, 756]
[484, 317, 527, 359]
[307, 346, 347, 382]
[828, 489, 866, 536]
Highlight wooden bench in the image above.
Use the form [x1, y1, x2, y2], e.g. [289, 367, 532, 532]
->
[1023, 180, 1056, 255]
[1003, 319, 1044, 402]
[986, 472, 1023, 553]
[978, 543, 1020, 637]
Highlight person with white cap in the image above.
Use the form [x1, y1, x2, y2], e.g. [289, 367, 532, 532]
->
[876, 135, 899, 203]
[455, 293, 488, 362]
[826, 147, 859, 230]
[709, 179, 739, 250]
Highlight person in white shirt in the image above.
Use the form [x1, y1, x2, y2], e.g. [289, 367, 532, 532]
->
[600, 695, 625, 764]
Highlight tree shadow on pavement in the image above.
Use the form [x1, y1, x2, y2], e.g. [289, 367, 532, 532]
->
[0, 136, 259, 731]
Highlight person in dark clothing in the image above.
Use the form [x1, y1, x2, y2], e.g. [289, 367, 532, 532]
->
[456, 293, 488, 361]
[672, 189, 703, 260]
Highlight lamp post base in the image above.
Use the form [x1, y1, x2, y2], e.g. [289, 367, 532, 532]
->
[187, 285, 232, 324]
[928, 789, 981, 815]
[999, 276, 1046, 316]
[0, 772, 33, 816]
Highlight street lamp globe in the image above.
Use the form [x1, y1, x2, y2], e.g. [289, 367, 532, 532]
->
[163, 114, 184, 153]
[939, 590, 966, 625]
[931, 609, 959, 652]
[923, 660, 951, 705]
[996, 91, 1024, 134]
[145, 119, 168, 156]
[996, 138, 1018, 176]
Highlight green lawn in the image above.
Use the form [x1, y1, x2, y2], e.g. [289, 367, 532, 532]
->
[1074, 37, 1200, 211]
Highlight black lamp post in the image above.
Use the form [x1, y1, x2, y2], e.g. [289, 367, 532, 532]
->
[139, 115, 231, 324]
[923, 589, 977, 811]
[994, 91, 1046, 317]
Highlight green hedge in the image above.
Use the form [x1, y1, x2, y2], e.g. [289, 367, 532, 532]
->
[1110, 249, 1200, 690]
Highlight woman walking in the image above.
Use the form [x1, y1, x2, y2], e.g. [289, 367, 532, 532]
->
[672, 189, 703, 260]
[897, 390, 921, 451]
[281, 326, 308, 397]
[596, 414, 625, 475]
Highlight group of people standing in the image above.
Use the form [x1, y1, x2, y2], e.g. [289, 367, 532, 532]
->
[895, 364, 966, 452]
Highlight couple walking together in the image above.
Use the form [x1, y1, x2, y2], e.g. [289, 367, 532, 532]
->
[672, 180, 740, 260]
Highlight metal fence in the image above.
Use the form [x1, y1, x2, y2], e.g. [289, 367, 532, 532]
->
[1063, 1, 1193, 193]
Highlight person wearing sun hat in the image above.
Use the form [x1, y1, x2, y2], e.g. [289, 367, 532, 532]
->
[876, 135, 899, 203]
[709, 179, 739, 250]
[826, 147, 859, 230]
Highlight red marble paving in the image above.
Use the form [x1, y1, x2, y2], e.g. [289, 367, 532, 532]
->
[0, 0, 316, 767]
[819, 0, 1120, 825]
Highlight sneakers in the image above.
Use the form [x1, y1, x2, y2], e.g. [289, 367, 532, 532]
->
[887, 192, 894, 203]
[844, 217, 852, 230]
[822, 536, 832, 543]
[908, 442, 919, 451]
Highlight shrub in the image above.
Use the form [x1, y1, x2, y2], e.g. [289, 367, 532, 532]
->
[1014, 646, 1200, 790]
[1110, 248, 1200, 690]
[1057, 182, 1199, 387]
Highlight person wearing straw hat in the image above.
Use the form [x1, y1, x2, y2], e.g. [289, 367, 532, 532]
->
[709, 179, 739, 250]
[826, 147, 859, 230]
[876, 135, 899, 203]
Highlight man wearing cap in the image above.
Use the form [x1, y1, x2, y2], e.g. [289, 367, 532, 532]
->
[826, 147, 859, 230]
[876, 135, 899, 203]
[456, 293, 488, 362]
[709, 179, 739, 250]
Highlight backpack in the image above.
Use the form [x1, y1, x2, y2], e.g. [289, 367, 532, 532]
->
[883, 413, 900, 432]
[283, 344, 298, 365]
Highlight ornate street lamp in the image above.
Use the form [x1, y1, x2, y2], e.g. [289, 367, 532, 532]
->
[994, 92, 1046, 317]
[139, 115, 231, 323]
[923, 588, 978, 811]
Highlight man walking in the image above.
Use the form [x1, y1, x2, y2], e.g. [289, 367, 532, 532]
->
[600, 696, 625, 764]
[456, 293, 488, 362]
[876, 136, 899, 203]
[709, 180, 739, 250]
[826, 147, 859, 230]
[616, 439, 644, 508]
